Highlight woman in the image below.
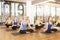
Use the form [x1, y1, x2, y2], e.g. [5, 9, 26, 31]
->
[35, 16, 44, 30]
[5, 17, 12, 28]
[44, 17, 57, 33]
[12, 17, 19, 30]
[52, 17, 60, 31]
[52, 17, 56, 25]
[55, 17, 60, 27]
[18, 17, 23, 28]
[18, 16, 35, 34]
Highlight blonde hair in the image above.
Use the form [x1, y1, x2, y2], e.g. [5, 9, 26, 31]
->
[48, 16, 52, 22]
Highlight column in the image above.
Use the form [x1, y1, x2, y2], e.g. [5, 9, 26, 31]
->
[26, 1, 34, 24]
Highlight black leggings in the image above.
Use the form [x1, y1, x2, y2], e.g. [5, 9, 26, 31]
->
[12, 26, 18, 30]
[5, 24, 12, 28]
[35, 24, 44, 30]
[56, 23, 60, 27]
[45, 29, 57, 33]
[19, 29, 34, 34]
[30, 24, 34, 27]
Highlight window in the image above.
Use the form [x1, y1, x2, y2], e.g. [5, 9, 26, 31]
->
[11, 3, 15, 16]
[18, 5, 23, 10]
[5, 4, 10, 16]
[0, 2, 1, 16]
[44, 5, 50, 17]
[51, 7, 55, 17]
[11, 2, 24, 18]
[56, 7, 60, 16]
[36, 6, 44, 16]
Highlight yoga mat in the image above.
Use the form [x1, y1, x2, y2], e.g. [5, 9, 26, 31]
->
[12, 32, 21, 36]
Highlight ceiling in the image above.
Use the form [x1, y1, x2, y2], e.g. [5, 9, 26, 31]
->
[32, 0, 47, 4]
[5, 0, 48, 4]
[47, 0, 60, 5]
[0, 0, 60, 4]
[55, 0, 60, 3]
[5, 0, 34, 2]
[32, 0, 60, 5]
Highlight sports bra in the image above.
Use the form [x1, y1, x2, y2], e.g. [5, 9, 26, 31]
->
[48, 23, 52, 30]
[35, 20, 40, 26]
[13, 20, 18, 25]
[20, 21, 28, 30]
[7, 20, 12, 24]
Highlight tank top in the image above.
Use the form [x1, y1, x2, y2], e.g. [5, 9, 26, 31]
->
[21, 21, 28, 30]
[7, 20, 12, 24]
[56, 23, 60, 27]
[35, 20, 40, 26]
[48, 23, 52, 30]
[13, 20, 18, 25]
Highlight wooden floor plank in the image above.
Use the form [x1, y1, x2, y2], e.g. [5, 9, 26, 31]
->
[0, 26, 60, 40]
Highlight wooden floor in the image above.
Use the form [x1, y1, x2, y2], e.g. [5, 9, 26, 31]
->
[0, 26, 60, 40]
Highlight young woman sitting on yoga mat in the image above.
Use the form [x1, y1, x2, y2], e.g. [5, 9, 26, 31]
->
[44, 17, 57, 33]
[5, 17, 12, 28]
[18, 16, 35, 34]
[12, 17, 19, 30]
[35, 16, 44, 30]
[55, 17, 60, 27]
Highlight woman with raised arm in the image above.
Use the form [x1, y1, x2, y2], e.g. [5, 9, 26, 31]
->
[5, 17, 12, 28]
[12, 17, 19, 30]
[55, 17, 60, 27]
[35, 16, 44, 30]
[44, 17, 57, 33]
[18, 16, 35, 34]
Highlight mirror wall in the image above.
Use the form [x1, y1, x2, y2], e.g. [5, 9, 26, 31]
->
[32, 3, 60, 22]
[0, 1, 25, 22]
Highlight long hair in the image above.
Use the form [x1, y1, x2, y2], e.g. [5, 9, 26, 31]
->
[48, 16, 52, 22]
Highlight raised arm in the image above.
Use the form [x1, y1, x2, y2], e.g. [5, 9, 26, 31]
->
[18, 22, 23, 32]
[5, 20, 8, 24]
[43, 22, 48, 31]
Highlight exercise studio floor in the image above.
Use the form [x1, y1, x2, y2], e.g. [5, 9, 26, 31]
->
[0, 26, 60, 40]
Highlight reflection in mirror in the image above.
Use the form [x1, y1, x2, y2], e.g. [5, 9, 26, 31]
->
[11, 3, 15, 16]
[56, 7, 60, 16]
[0, 2, 1, 16]
[18, 5, 23, 10]
[5, 4, 10, 16]
[0, 2, 1, 22]
[44, 5, 50, 16]
[36, 6, 44, 16]
[51, 7, 55, 17]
